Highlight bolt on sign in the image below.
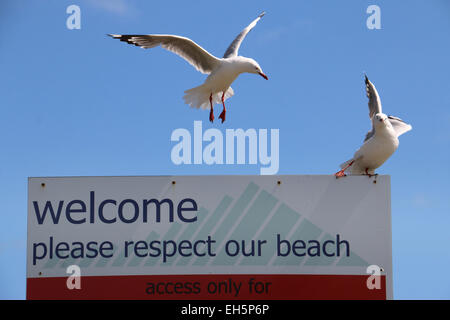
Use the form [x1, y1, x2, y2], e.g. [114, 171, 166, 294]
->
[27, 175, 393, 299]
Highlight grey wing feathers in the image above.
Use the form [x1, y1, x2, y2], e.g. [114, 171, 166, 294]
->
[364, 128, 375, 142]
[108, 34, 221, 74]
[223, 12, 265, 58]
[365, 75, 382, 119]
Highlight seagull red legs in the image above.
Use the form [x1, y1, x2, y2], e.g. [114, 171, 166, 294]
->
[334, 160, 354, 178]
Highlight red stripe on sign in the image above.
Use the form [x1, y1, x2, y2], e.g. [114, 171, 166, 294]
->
[27, 274, 386, 300]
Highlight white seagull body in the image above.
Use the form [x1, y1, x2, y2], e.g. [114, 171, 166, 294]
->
[335, 75, 412, 177]
[109, 12, 268, 123]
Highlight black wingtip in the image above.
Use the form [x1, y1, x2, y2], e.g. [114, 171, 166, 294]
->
[388, 115, 406, 123]
[107, 34, 143, 47]
[259, 11, 266, 18]
[364, 73, 369, 83]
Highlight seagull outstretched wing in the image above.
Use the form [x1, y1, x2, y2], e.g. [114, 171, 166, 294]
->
[223, 12, 265, 58]
[364, 75, 383, 142]
[108, 34, 221, 74]
[365, 74, 382, 119]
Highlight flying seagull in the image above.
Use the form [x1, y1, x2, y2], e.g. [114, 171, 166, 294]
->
[335, 75, 412, 178]
[108, 12, 268, 123]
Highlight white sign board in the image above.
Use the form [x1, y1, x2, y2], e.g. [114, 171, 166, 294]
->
[27, 175, 392, 299]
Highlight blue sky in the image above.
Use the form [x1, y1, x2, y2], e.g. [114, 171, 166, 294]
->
[1, 0, 449, 299]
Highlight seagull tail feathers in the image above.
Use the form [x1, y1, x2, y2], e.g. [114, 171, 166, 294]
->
[183, 86, 234, 110]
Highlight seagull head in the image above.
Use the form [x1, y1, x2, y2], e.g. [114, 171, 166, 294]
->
[373, 113, 391, 129]
[241, 58, 268, 80]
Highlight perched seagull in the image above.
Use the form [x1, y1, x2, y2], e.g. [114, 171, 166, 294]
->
[335, 75, 412, 178]
[108, 12, 268, 123]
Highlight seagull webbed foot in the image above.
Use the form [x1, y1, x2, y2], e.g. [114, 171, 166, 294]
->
[364, 168, 378, 178]
[219, 110, 226, 123]
[334, 170, 347, 179]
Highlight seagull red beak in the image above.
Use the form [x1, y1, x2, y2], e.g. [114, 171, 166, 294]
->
[259, 72, 268, 80]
